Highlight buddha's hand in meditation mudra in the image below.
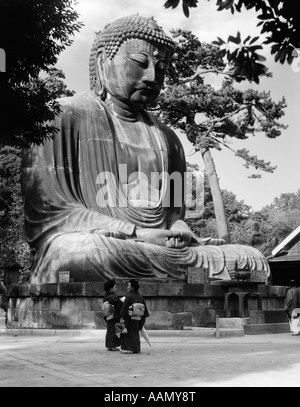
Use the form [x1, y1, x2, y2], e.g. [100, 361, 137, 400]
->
[135, 228, 193, 249]
[92, 230, 127, 240]
[93, 228, 193, 248]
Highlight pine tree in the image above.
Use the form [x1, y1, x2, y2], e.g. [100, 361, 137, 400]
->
[151, 30, 286, 241]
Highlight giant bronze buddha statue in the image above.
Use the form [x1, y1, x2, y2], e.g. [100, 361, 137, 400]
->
[21, 15, 270, 283]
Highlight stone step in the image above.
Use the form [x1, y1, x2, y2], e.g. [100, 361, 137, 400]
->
[244, 323, 290, 335]
[217, 328, 244, 338]
[151, 327, 216, 337]
[249, 309, 287, 324]
[167, 327, 244, 337]
[218, 317, 249, 330]
[0, 326, 244, 338]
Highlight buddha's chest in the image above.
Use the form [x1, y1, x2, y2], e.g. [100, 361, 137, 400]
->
[111, 119, 167, 207]
[114, 120, 165, 177]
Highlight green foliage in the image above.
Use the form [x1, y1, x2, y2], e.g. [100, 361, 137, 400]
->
[153, 28, 286, 241]
[0, 0, 83, 148]
[213, 32, 267, 83]
[43, 68, 76, 98]
[0, 68, 75, 277]
[186, 173, 249, 231]
[232, 192, 300, 256]
[235, 149, 277, 179]
[241, 212, 295, 256]
[0, 146, 30, 275]
[1, 68, 76, 148]
[163, 0, 300, 83]
[270, 191, 300, 212]
[203, 176, 249, 222]
[186, 181, 300, 257]
[164, 0, 198, 17]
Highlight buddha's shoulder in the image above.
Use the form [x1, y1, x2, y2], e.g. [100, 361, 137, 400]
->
[57, 93, 104, 115]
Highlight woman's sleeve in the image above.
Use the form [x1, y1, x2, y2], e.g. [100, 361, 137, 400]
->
[120, 296, 130, 319]
[144, 299, 150, 318]
[139, 315, 146, 329]
[114, 297, 124, 316]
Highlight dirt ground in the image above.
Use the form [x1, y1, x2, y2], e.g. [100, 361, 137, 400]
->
[0, 330, 299, 389]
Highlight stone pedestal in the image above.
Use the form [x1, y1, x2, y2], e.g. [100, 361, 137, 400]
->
[212, 280, 288, 317]
[224, 291, 263, 318]
[187, 267, 209, 284]
[6, 279, 288, 331]
[6, 281, 226, 330]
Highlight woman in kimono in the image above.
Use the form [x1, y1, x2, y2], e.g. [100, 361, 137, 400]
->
[103, 279, 123, 351]
[284, 279, 297, 323]
[120, 279, 149, 354]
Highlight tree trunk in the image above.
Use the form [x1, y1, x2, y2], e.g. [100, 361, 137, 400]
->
[200, 146, 231, 243]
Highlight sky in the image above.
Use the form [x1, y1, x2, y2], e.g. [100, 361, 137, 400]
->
[56, 0, 300, 211]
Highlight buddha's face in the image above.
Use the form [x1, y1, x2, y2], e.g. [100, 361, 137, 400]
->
[98, 39, 170, 107]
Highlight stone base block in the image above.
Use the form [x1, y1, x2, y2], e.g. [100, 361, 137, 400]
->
[219, 328, 244, 337]
[6, 281, 226, 330]
[249, 309, 287, 324]
[244, 323, 290, 334]
[218, 317, 249, 330]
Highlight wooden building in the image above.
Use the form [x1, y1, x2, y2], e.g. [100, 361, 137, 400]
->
[268, 225, 300, 286]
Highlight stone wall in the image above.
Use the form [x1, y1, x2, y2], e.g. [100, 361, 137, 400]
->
[6, 281, 225, 330]
[257, 284, 288, 310]
[5, 281, 288, 330]
[224, 282, 288, 318]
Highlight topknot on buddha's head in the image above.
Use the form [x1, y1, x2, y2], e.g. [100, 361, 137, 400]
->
[89, 14, 175, 90]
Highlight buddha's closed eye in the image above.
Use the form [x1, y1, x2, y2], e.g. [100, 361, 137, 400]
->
[128, 53, 168, 71]
[128, 53, 148, 65]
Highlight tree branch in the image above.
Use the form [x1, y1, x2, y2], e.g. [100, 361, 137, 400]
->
[201, 104, 248, 133]
[0, 236, 14, 247]
[179, 68, 234, 84]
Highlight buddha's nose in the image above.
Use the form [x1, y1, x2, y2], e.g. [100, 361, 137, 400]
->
[141, 59, 156, 83]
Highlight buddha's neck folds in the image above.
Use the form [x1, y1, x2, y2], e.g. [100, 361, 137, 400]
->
[107, 96, 141, 122]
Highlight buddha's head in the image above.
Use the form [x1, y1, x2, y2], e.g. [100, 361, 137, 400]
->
[89, 15, 175, 108]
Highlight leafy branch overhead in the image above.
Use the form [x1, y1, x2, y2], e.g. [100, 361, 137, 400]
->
[235, 149, 277, 179]
[0, 0, 83, 148]
[213, 33, 267, 84]
[164, 0, 199, 17]
[163, 0, 300, 83]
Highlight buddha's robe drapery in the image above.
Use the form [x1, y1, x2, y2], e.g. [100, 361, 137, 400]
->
[21, 93, 270, 283]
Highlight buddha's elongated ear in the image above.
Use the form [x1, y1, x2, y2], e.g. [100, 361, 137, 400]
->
[95, 48, 107, 100]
